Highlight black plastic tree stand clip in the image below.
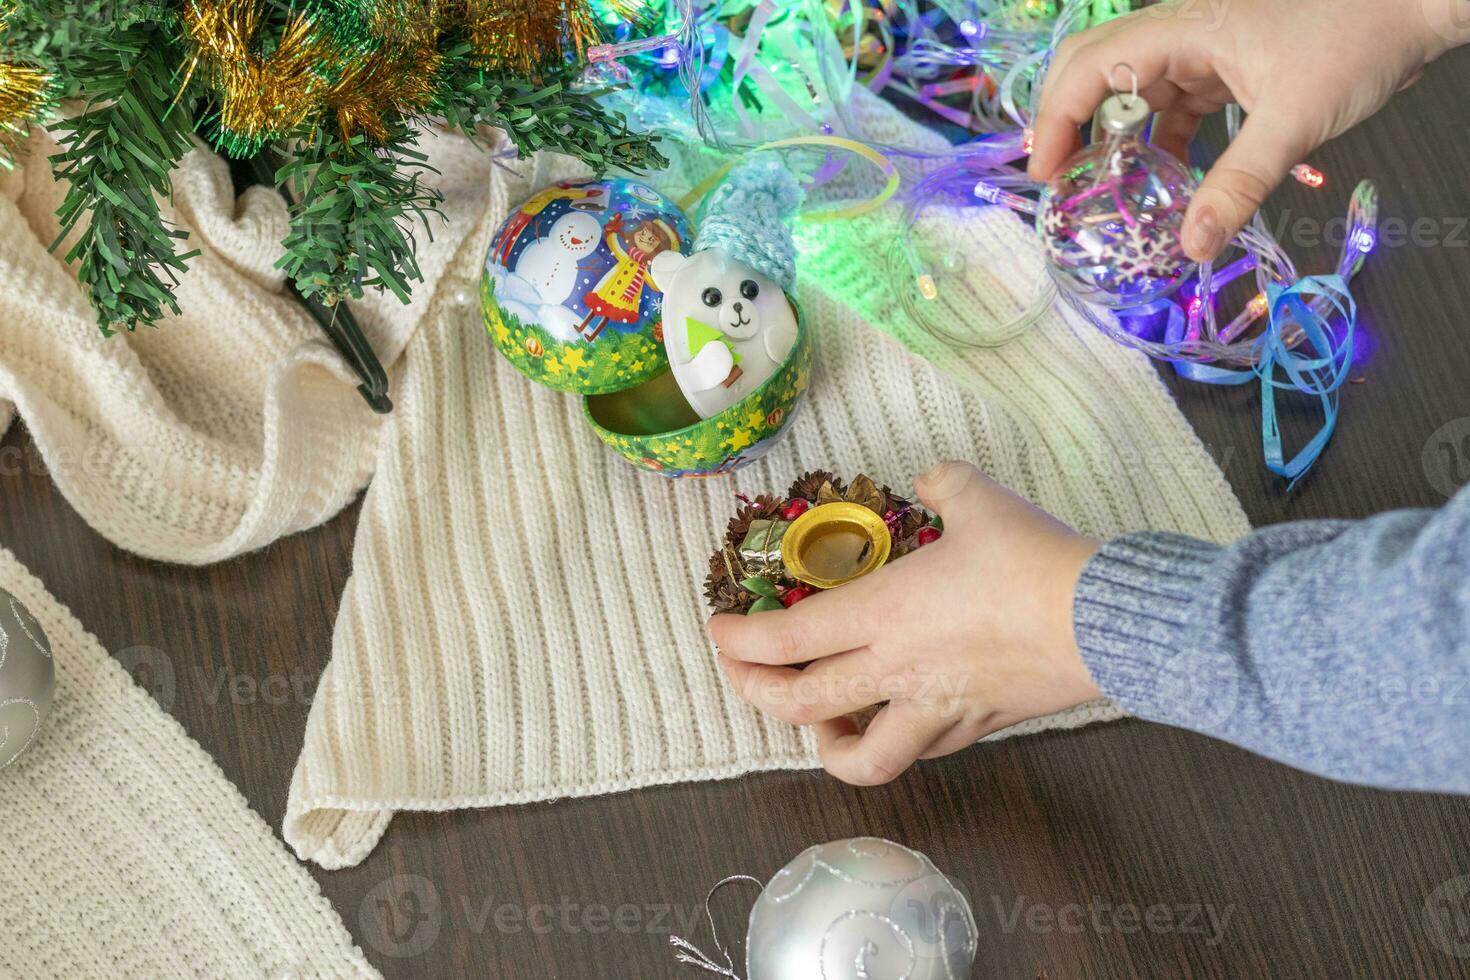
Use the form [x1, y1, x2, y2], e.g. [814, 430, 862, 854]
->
[242, 153, 394, 414]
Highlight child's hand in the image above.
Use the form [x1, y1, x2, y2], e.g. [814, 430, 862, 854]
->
[707, 462, 1103, 786]
[1028, 0, 1465, 261]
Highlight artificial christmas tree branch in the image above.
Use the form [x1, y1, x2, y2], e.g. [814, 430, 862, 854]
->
[48, 27, 199, 333]
[249, 147, 397, 413]
[0, 0, 664, 404]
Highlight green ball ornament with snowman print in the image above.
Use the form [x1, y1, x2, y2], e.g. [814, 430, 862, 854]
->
[482, 163, 812, 478]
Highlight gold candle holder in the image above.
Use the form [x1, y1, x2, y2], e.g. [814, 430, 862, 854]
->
[780, 502, 891, 590]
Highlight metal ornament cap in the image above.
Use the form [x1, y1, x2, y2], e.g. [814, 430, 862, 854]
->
[1097, 92, 1150, 135]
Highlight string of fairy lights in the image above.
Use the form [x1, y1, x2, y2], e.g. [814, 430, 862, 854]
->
[0, 0, 1376, 479]
[589, 0, 1376, 482]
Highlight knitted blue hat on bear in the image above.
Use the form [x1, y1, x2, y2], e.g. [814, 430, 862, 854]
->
[693, 159, 804, 293]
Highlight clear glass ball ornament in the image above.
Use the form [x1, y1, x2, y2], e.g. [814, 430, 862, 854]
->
[1036, 92, 1198, 309]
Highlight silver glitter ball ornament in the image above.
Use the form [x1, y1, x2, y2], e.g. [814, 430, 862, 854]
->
[0, 588, 54, 769]
[746, 837, 977, 980]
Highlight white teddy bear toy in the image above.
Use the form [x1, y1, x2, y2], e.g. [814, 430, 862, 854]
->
[650, 158, 803, 420]
[651, 247, 798, 419]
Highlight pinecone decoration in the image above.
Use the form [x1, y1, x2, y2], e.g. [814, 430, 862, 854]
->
[787, 470, 840, 502]
[726, 495, 783, 541]
[895, 507, 927, 539]
[890, 532, 916, 559]
[707, 548, 735, 588]
[705, 574, 753, 615]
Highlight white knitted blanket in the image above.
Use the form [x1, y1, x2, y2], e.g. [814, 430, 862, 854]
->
[0, 101, 1249, 874]
[0, 547, 377, 978]
[282, 101, 1249, 867]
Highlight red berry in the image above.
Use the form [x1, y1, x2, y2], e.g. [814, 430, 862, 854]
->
[782, 498, 812, 520]
[917, 526, 943, 546]
[782, 586, 814, 607]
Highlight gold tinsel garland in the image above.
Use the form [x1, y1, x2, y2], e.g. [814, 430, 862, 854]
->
[0, 12, 53, 162]
[179, 0, 617, 154]
[450, 0, 599, 74]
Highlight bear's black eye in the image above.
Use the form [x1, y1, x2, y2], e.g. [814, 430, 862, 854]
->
[701, 287, 723, 307]
[740, 280, 760, 300]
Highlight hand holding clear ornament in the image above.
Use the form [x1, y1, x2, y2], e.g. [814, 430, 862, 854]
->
[1035, 71, 1198, 309]
[1029, 0, 1464, 261]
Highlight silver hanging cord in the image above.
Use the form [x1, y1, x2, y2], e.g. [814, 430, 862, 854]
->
[669, 875, 763, 978]
[1109, 61, 1140, 106]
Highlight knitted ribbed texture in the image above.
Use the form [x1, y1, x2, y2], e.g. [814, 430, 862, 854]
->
[0, 547, 377, 979]
[693, 158, 803, 290]
[0, 125, 484, 563]
[283, 95, 1250, 868]
[0, 98, 1250, 874]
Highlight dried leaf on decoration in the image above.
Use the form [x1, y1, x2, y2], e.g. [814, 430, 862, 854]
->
[845, 474, 885, 514]
[726, 494, 782, 541]
[813, 473, 884, 513]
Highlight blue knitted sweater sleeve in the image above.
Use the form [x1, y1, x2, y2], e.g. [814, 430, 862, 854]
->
[1072, 483, 1470, 792]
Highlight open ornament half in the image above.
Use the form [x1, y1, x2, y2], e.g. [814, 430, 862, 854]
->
[482, 170, 812, 478]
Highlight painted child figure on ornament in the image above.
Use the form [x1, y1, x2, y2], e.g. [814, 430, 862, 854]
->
[577, 214, 679, 341]
[492, 181, 603, 266]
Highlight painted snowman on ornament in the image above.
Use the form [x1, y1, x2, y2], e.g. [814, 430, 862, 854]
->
[515, 212, 602, 298]
[653, 160, 802, 420]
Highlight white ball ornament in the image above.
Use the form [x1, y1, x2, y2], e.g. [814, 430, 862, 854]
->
[450, 281, 476, 308]
[744, 838, 977, 980]
[0, 588, 54, 769]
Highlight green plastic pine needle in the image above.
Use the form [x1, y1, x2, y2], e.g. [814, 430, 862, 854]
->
[274, 123, 444, 306]
[48, 22, 199, 334]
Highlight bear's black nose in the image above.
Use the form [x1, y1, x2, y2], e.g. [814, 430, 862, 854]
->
[733, 301, 743, 313]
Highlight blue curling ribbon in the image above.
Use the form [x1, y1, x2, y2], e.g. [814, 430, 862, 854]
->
[1114, 298, 1176, 343]
[1162, 304, 1256, 387]
[1256, 276, 1356, 488]
[1158, 275, 1356, 487]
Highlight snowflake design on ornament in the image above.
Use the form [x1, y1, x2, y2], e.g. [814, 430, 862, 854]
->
[1103, 221, 1181, 286]
[1040, 207, 1070, 247]
[1039, 207, 1079, 268]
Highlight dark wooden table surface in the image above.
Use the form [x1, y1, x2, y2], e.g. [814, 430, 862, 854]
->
[6, 49, 1470, 980]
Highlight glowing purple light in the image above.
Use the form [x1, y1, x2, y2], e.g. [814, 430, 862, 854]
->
[1352, 228, 1376, 253]
[658, 45, 681, 68]
[959, 18, 984, 38]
